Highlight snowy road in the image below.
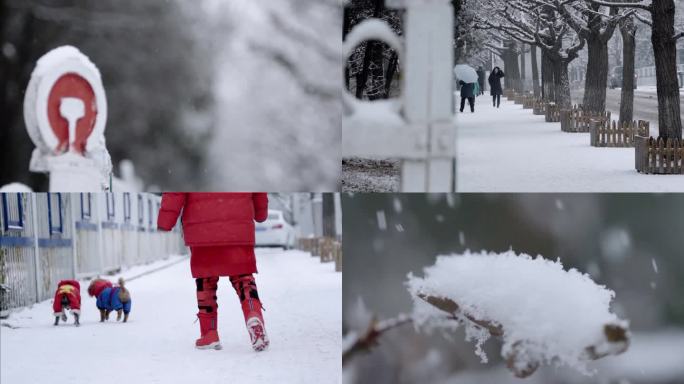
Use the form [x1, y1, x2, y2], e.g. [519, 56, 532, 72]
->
[456, 96, 684, 192]
[571, 88, 684, 129]
[1, 249, 341, 384]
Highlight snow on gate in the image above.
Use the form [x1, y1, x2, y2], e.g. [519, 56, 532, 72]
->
[0, 192, 185, 316]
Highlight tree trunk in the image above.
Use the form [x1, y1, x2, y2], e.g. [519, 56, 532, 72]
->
[554, 59, 572, 109]
[384, 51, 398, 97]
[520, 45, 526, 92]
[343, 6, 352, 90]
[582, 37, 610, 113]
[354, 0, 384, 99]
[504, 45, 521, 93]
[531, 44, 541, 98]
[366, 41, 387, 100]
[619, 18, 636, 125]
[651, 0, 682, 140]
[322, 193, 336, 238]
[542, 51, 556, 102]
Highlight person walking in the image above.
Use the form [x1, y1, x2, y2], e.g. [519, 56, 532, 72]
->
[476, 66, 486, 96]
[488, 67, 505, 108]
[157, 193, 270, 352]
[459, 80, 476, 113]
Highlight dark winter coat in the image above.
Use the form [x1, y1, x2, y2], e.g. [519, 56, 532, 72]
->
[488, 70, 505, 96]
[459, 81, 475, 98]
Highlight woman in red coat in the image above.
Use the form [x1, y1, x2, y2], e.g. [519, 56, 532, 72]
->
[157, 193, 269, 352]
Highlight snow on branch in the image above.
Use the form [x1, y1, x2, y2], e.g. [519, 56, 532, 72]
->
[405, 250, 630, 378]
[342, 313, 414, 366]
[585, 0, 651, 11]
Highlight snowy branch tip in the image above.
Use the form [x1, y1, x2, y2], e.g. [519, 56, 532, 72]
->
[406, 250, 630, 378]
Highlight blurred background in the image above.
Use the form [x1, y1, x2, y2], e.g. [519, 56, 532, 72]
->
[0, 0, 340, 191]
[343, 193, 684, 384]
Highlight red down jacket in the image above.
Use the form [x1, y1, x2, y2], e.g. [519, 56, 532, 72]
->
[157, 193, 268, 246]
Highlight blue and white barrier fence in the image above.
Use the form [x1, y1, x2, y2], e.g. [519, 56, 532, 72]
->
[0, 193, 186, 316]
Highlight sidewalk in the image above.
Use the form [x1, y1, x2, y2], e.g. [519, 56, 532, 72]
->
[455, 96, 684, 192]
[1, 249, 341, 384]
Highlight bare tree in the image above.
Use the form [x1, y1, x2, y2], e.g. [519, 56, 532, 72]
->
[589, 0, 683, 140]
[530, 44, 542, 98]
[557, 1, 623, 113]
[619, 14, 638, 124]
[477, 1, 586, 108]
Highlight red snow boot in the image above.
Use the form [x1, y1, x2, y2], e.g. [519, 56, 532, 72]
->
[231, 275, 269, 351]
[195, 312, 221, 350]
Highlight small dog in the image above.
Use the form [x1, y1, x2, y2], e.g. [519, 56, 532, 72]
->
[88, 277, 132, 322]
[53, 280, 81, 326]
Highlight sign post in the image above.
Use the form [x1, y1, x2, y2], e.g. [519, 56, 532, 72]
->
[24, 46, 112, 192]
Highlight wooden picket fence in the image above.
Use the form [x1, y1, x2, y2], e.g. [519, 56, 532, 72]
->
[503, 89, 516, 99]
[590, 120, 650, 147]
[297, 237, 342, 272]
[635, 136, 684, 174]
[532, 99, 546, 115]
[522, 95, 535, 109]
[560, 106, 611, 133]
[545, 102, 560, 122]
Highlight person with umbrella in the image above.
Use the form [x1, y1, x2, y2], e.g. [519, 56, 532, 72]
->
[488, 66, 505, 108]
[454, 64, 478, 113]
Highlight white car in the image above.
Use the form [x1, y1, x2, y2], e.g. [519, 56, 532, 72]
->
[255, 210, 296, 249]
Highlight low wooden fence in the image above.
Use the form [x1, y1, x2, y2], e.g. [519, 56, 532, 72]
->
[522, 95, 535, 109]
[635, 136, 684, 174]
[297, 237, 342, 272]
[560, 107, 611, 133]
[590, 120, 649, 147]
[533, 99, 546, 115]
[545, 103, 560, 123]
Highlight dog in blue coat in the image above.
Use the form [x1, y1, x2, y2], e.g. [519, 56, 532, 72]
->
[95, 278, 132, 322]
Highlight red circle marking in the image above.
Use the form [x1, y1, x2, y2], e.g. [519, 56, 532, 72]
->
[47, 73, 97, 154]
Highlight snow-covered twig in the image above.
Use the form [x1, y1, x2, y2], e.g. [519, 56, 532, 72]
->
[342, 313, 414, 366]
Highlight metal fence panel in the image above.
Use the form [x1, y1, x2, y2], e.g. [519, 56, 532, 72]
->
[0, 193, 186, 315]
[0, 193, 37, 313]
[33, 193, 74, 302]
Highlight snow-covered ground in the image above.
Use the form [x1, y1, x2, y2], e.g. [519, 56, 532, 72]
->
[1, 249, 341, 384]
[456, 96, 684, 192]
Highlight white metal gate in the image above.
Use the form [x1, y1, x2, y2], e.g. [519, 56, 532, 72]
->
[343, 0, 457, 191]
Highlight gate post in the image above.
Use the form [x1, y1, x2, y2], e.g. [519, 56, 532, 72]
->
[30, 194, 41, 303]
[401, 0, 455, 192]
[70, 194, 78, 279]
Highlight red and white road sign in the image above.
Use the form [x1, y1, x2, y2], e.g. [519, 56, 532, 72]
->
[24, 46, 107, 156]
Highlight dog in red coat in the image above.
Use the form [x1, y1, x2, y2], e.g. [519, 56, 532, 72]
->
[53, 280, 81, 326]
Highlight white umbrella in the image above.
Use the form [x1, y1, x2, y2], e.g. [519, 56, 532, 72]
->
[454, 64, 478, 83]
